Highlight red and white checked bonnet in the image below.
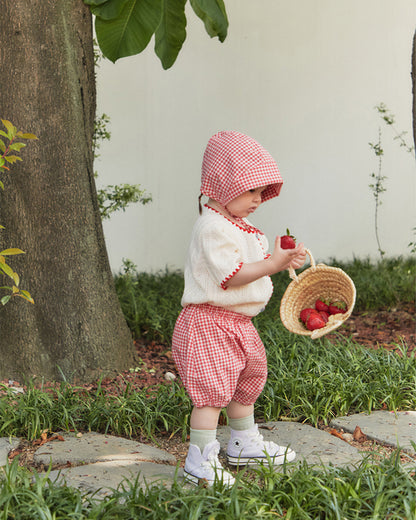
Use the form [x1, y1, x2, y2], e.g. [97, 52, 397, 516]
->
[200, 131, 283, 206]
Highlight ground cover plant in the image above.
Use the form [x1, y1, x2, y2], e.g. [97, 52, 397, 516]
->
[0, 255, 414, 518]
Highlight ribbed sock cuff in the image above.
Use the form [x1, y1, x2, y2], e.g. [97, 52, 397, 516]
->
[228, 414, 255, 431]
[189, 428, 217, 451]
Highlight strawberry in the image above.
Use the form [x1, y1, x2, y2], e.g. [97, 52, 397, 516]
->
[300, 307, 318, 323]
[328, 300, 347, 315]
[306, 313, 326, 331]
[318, 311, 329, 323]
[280, 229, 296, 249]
[315, 299, 329, 312]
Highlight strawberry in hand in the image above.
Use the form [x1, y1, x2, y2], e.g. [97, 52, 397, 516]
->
[280, 229, 296, 249]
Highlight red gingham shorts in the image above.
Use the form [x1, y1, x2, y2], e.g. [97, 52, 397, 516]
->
[171, 304, 267, 408]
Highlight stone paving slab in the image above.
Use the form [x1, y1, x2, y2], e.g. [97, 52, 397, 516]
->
[0, 437, 19, 466]
[217, 421, 363, 468]
[331, 410, 416, 455]
[34, 432, 176, 466]
[46, 460, 183, 496]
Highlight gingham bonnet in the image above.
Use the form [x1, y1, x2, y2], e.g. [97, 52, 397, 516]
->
[200, 131, 283, 206]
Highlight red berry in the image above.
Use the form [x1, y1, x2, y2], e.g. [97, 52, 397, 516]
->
[300, 308, 318, 323]
[280, 229, 296, 249]
[328, 301, 347, 315]
[318, 311, 329, 323]
[306, 314, 326, 330]
[315, 299, 329, 312]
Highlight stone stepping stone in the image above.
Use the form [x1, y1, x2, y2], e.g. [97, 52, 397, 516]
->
[46, 460, 183, 496]
[217, 421, 363, 467]
[34, 432, 176, 466]
[331, 410, 416, 455]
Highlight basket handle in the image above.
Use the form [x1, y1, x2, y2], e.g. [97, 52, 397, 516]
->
[288, 248, 315, 282]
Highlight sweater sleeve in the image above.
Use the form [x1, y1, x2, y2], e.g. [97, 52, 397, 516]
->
[198, 224, 243, 289]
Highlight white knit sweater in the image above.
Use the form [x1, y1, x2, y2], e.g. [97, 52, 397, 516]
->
[181, 206, 274, 316]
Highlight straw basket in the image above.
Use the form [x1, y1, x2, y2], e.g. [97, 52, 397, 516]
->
[279, 249, 356, 339]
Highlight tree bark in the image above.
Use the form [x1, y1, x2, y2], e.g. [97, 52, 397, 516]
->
[0, 0, 135, 382]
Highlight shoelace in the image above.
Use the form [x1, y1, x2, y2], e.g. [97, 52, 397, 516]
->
[204, 448, 222, 469]
[246, 429, 279, 452]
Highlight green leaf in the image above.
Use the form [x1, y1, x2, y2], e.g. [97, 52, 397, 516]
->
[190, 0, 228, 42]
[0, 248, 25, 256]
[0, 131, 8, 139]
[83, 0, 110, 5]
[1, 295, 11, 306]
[0, 140, 5, 153]
[17, 290, 34, 304]
[0, 262, 15, 279]
[4, 155, 22, 164]
[155, 0, 187, 70]
[95, 0, 162, 62]
[15, 132, 37, 140]
[1, 120, 16, 139]
[9, 142, 26, 152]
[86, 0, 131, 20]
[0, 157, 4, 169]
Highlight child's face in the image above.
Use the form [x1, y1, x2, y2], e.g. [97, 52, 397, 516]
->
[225, 186, 267, 218]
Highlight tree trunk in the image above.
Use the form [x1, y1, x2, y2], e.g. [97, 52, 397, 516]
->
[0, 0, 136, 382]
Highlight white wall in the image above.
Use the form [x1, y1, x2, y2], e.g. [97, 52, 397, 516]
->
[95, 0, 416, 273]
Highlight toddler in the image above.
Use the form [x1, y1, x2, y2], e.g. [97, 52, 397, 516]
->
[172, 131, 306, 485]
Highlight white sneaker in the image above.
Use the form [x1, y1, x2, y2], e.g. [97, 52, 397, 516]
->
[226, 424, 296, 466]
[184, 440, 236, 486]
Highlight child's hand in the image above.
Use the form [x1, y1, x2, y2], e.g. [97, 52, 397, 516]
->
[289, 244, 306, 270]
[223, 236, 307, 287]
[269, 236, 306, 273]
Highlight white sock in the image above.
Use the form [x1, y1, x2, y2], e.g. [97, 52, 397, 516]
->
[189, 428, 217, 452]
[228, 414, 255, 432]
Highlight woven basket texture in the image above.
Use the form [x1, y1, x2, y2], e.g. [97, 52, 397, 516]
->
[280, 249, 356, 339]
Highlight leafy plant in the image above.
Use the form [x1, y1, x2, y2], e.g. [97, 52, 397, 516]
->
[376, 102, 414, 154]
[84, 0, 229, 69]
[369, 103, 415, 258]
[0, 119, 36, 306]
[97, 183, 152, 220]
[369, 127, 386, 258]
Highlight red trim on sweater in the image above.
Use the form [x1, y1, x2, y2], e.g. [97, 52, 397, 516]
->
[221, 262, 243, 290]
[205, 204, 263, 235]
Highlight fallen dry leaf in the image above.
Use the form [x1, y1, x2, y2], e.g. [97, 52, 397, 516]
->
[329, 428, 345, 440]
[8, 448, 22, 460]
[353, 425, 367, 442]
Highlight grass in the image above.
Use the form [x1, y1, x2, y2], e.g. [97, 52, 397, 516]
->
[0, 255, 414, 440]
[1, 452, 415, 519]
[0, 255, 414, 517]
[113, 255, 416, 344]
